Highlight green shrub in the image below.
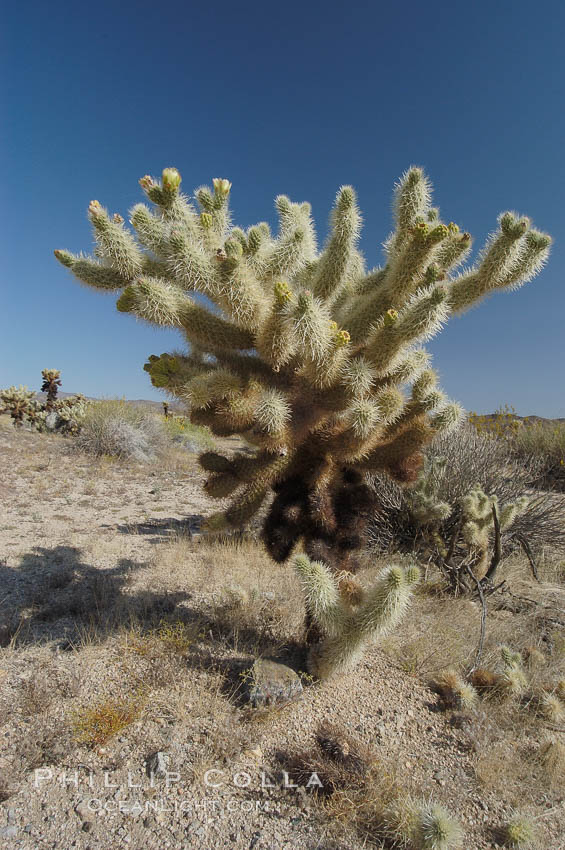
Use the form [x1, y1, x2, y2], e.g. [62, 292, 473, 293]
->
[161, 413, 215, 451]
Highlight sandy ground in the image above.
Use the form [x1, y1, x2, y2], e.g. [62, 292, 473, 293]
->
[1, 419, 564, 849]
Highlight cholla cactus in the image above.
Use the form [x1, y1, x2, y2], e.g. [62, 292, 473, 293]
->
[293, 553, 420, 677]
[404, 461, 530, 587]
[430, 668, 478, 710]
[416, 802, 464, 850]
[53, 393, 88, 435]
[0, 374, 86, 435]
[497, 645, 529, 697]
[41, 368, 62, 410]
[461, 487, 529, 578]
[384, 798, 463, 850]
[503, 814, 537, 848]
[54, 166, 551, 574]
[0, 385, 38, 427]
[406, 456, 452, 527]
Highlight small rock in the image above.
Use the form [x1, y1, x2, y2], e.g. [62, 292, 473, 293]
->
[74, 801, 93, 823]
[246, 659, 303, 708]
[243, 746, 263, 761]
[7, 809, 16, 822]
[432, 769, 446, 786]
[146, 751, 170, 778]
[0, 826, 17, 839]
[44, 412, 58, 431]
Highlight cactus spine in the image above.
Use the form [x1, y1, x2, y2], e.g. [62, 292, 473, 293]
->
[55, 166, 551, 580]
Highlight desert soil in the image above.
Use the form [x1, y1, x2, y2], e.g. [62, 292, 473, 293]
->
[0, 419, 564, 849]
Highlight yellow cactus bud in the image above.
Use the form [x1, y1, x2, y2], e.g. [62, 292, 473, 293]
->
[162, 167, 182, 192]
[224, 238, 243, 259]
[200, 212, 213, 229]
[415, 221, 429, 238]
[213, 178, 232, 196]
[429, 223, 449, 242]
[274, 281, 292, 302]
[329, 320, 338, 331]
[448, 221, 459, 233]
[88, 200, 102, 214]
[383, 308, 399, 326]
[139, 175, 155, 191]
[112, 213, 124, 224]
[335, 329, 351, 347]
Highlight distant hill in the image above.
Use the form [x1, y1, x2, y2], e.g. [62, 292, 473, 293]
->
[36, 391, 185, 412]
[477, 412, 565, 426]
[33, 393, 564, 423]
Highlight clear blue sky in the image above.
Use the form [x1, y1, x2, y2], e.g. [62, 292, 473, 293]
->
[2, 0, 564, 415]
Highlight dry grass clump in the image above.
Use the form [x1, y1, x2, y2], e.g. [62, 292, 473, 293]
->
[72, 691, 147, 747]
[147, 669, 251, 779]
[128, 618, 202, 659]
[538, 736, 565, 789]
[18, 671, 53, 716]
[283, 724, 463, 849]
[153, 535, 305, 651]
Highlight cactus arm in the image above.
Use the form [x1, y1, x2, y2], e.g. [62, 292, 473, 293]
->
[312, 186, 362, 304]
[54, 250, 128, 291]
[295, 556, 420, 678]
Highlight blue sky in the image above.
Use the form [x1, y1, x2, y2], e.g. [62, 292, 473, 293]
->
[2, 0, 564, 415]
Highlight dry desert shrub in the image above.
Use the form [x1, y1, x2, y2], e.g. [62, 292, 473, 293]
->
[368, 424, 565, 562]
[471, 407, 565, 491]
[512, 420, 565, 491]
[75, 398, 169, 461]
[283, 724, 464, 849]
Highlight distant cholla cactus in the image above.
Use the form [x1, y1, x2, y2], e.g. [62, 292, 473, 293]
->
[41, 369, 62, 410]
[461, 487, 529, 578]
[404, 460, 530, 587]
[0, 386, 38, 427]
[53, 393, 88, 435]
[54, 166, 551, 576]
[0, 372, 86, 435]
[293, 553, 420, 677]
[406, 456, 452, 527]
